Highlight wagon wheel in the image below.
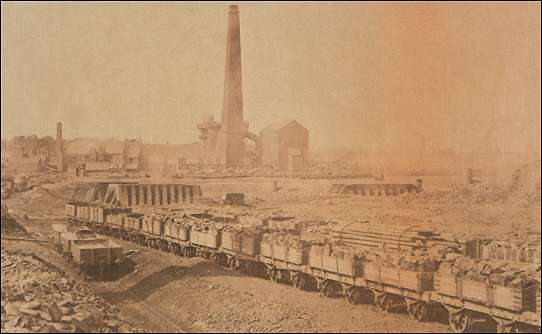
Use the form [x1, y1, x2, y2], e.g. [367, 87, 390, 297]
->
[228, 256, 239, 271]
[269, 269, 280, 283]
[296, 275, 307, 290]
[245, 262, 255, 276]
[346, 287, 361, 304]
[407, 301, 428, 322]
[291, 275, 299, 288]
[376, 294, 392, 312]
[268, 268, 276, 282]
[449, 311, 470, 333]
[320, 281, 334, 297]
[495, 321, 520, 333]
[406, 301, 417, 319]
[496, 323, 512, 333]
[209, 253, 218, 265]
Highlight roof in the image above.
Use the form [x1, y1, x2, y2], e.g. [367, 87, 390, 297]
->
[261, 120, 307, 133]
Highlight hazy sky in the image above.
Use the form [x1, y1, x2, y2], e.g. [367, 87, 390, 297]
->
[1, 2, 540, 155]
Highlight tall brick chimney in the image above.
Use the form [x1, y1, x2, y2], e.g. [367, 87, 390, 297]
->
[56, 122, 65, 171]
[216, 4, 248, 165]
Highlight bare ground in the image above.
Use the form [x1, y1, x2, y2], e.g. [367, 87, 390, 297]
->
[2, 171, 540, 332]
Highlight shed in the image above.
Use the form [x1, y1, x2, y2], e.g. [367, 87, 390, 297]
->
[260, 120, 309, 172]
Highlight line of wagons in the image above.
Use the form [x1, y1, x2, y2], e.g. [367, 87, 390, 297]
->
[65, 201, 541, 333]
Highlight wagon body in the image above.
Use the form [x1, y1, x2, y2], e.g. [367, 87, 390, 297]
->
[434, 273, 537, 312]
[191, 230, 221, 249]
[221, 230, 262, 256]
[308, 248, 363, 277]
[141, 216, 164, 236]
[71, 239, 122, 266]
[163, 220, 191, 242]
[260, 240, 309, 265]
[124, 213, 145, 232]
[363, 263, 434, 291]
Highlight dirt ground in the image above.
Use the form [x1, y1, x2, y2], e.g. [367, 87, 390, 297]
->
[1, 164, 540, 332]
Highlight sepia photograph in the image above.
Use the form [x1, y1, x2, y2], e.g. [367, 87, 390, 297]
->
[1, 1, 541, 333]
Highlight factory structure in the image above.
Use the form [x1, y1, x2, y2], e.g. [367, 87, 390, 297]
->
[1, 5, 309, 176]
[197, 5, 309, 172]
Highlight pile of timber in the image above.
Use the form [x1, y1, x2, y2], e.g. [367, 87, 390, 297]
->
[330, 222, 461, 252]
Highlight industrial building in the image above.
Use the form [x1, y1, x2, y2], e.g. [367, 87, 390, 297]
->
[197, 5, 310, 172]
[261, 120, 309, 173]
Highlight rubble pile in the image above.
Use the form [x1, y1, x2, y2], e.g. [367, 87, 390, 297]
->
[361, 246, 442, 272]
[1, 251, 142, 333]
[1, 204, 30, 238]
[262, 232, 315, 249]
[440, 253, 541, 287]
[310, 243, 364, 262]
[482, 238, 541, 264]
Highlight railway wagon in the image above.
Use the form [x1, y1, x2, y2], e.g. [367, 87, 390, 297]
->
[123, 213, 146, 243]
[362, 262, 435, 318]
[259, 234, 311, 285]
[163, 216, 193, 256]
[219, 229, 264, 274]
[308, 245, 365, 299]
[433, 271, 541, 332]
[65, 201, 91, 224]
[71, 238, 122, 278]
[140, 213, 167, 249]
[88, 206, 131, 234]
[190, 227, 222, 263]
[306, 244, 435, 315]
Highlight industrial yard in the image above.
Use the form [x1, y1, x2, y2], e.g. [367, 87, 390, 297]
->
[1, 169, 540, 332]
[2, 2, 541, 333]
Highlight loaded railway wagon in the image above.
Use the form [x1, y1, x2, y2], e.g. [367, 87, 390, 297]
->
[190, 227, 222, 263]
[187, 212, 239, 265]
[140, 213, 172, 250]
[123, 213, 146, 243]
[65, 201, 91, 224]
[307, 245, 365, 299]
[219, 229, 264, 274]
[163, 216, 193, 257]
[433, 270, 540, 332]
[259, 234, 312, 286]
[361, 262, 435, 319]
[304, 244, 435, 315]
[88, 205, 132, 236]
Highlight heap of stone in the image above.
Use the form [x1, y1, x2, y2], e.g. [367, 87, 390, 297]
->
[262, 233, 315, 249]
[0, 204, 30, 238]
[482, 238, 541, 264]
[439, 253, 540, 287]
[359, 246, 441, 272]
[1, 251, 142, 333]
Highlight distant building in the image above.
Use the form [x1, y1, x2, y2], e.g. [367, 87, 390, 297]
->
[261, 120, 309, 172]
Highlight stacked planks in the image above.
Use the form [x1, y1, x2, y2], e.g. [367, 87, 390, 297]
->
[331, 222, 461, 252]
